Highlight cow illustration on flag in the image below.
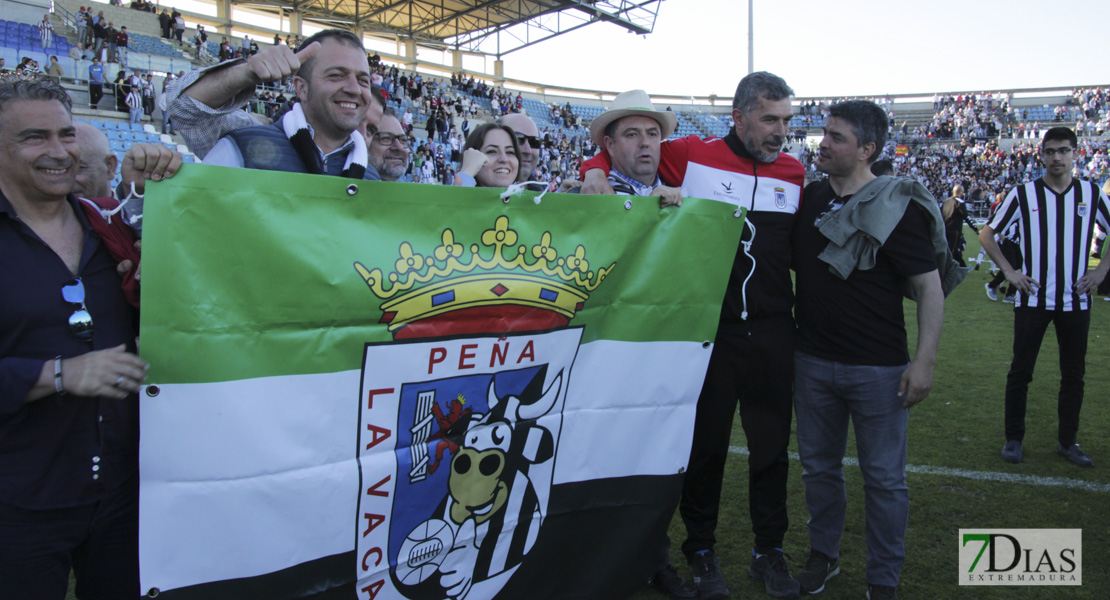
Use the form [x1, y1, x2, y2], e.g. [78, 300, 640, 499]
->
[136, 166, 744, 600]
[353, 216, 611, 599]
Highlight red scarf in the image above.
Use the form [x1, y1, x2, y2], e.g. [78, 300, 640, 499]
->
[77, 196, 141, 308]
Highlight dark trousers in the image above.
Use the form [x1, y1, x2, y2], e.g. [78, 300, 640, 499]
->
[946, 229, 965, 267]
[990, 239, 1023, 292]
[89, 83, 103, 107]
[1004, 307, 1090, 446]
[678, 320, 794, 560]
[0, 478, 139, 600]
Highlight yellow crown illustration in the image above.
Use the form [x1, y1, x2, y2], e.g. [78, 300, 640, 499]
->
[354, 216, 616, 335]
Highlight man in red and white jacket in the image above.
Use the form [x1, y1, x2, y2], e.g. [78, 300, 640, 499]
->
[581, 72, 805, 600]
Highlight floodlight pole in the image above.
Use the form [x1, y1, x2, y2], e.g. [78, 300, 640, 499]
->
[748, 0, 754, 74]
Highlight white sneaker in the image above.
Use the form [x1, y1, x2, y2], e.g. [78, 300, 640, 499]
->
[985, 283, 998, 301]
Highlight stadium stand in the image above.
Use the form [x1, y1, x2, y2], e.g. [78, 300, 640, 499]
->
[1, 2, 1103, 195]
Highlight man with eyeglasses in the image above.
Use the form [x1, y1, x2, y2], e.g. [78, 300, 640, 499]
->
[368, 107, 412, 182]
[0, 76, 173, 599]
[979, 127, 1110, 468]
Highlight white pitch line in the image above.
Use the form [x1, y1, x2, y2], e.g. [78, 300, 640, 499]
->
[728, 446, 1110, 493]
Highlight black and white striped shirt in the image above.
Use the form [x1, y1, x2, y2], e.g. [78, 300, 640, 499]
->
[989, 177, 1110, 311]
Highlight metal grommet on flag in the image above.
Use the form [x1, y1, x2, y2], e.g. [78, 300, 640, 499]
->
[146, 588, 159, 598]
[346, 184, 358, 196]
[624, 200, 632, 210]
[146, 385, 160, 397]
[733, 208, 743, 218]
[701, 340, 711, 349]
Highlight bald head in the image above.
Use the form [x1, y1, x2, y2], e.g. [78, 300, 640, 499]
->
[497, 113, 539, 182]
[73, 122, 116, 198]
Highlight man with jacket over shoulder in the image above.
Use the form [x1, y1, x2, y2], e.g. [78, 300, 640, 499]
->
[791, 100, 946, 600]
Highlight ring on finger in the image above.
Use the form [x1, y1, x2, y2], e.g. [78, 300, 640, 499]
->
[115, 375, 125, 386]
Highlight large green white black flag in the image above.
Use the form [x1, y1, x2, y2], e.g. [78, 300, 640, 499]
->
[138, 166, 743, 599]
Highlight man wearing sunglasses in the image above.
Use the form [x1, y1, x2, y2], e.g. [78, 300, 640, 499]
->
[498, 113, 541, 182]
[0, 76, 171, 598]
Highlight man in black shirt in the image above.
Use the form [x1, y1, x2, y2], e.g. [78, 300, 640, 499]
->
[0, 76, 149, 599]
[158, 8, 171, 38]
[791, 101, 944, 600]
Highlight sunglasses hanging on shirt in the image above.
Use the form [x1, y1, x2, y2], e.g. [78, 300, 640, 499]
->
[62, 278, 94, 341]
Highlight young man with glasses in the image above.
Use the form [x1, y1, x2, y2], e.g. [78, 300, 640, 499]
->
[0, 76, 164, 599]
[979, 127, 1110, 467]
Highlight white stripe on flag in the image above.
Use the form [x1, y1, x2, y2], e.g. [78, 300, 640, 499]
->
[140, 370, 361, 593]
[554, 339, 709, 484]
[139, 339, 708, 593]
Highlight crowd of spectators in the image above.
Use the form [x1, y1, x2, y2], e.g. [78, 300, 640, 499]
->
[919, 92, 1007, 139]
[792, 96, 893, 129]
[796, 135, 1109, 217]
[129, 0, 157, 13]
[1072, 87, 1110, 138]
[225, 58, 1109, 196]
[71, 7, 134, 65]
[0, 56, 44, 78]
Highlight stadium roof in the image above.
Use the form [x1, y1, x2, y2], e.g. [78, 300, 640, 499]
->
[241, 0, 664, 56]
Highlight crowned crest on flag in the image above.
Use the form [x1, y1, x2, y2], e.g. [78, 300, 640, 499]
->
[353, 217, 611, 599]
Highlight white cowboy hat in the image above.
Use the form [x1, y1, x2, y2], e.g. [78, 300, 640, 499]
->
[589, 89, 678, 146]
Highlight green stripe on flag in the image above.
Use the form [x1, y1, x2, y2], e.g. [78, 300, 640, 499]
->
[140, 165, 743, 385]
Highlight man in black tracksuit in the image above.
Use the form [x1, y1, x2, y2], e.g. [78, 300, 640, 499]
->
[582, 72, 806, 600]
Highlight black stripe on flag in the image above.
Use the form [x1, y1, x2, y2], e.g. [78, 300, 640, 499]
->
[494, 474, 683, 600]
[150, 474, 682, 600]
[148, 551, 357, 600]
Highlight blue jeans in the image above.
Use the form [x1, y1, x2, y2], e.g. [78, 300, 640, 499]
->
[794, 351, 909, 588]
[129, 107, 141, 124]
